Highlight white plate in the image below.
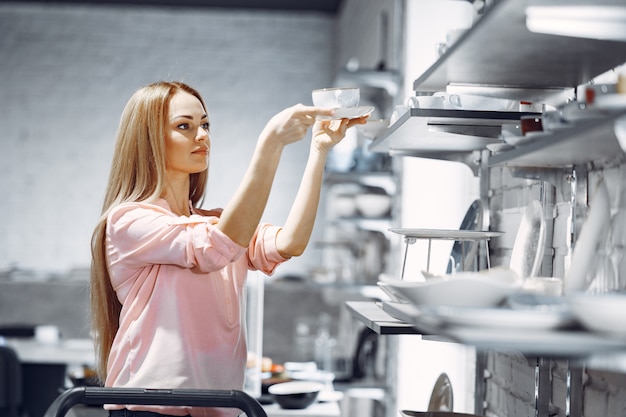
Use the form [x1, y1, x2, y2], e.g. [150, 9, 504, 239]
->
[378, 267, 522, 308]
[568, 292, 626, 337]
[316, 106, 374, 120]
[420, 304, 575, 330]
[389, 228, 503, 240]
[506, 293, 568, 311]
[377, 281, 410, 303]
[564, 179, 610, 294]
[509, 200, 546, 279]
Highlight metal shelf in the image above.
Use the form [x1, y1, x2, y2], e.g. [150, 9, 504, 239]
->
[347, 301, 626, 358]
[369, 0, 626, 164]
[345, 301, 421, 335]
[489, 110, 626, 168]
[413, 0, 626, 102]
[369, 107, 535, 153]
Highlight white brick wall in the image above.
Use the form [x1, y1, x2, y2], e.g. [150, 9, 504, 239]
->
[486, 162, 626, 416]
[0, 2, 335, 276]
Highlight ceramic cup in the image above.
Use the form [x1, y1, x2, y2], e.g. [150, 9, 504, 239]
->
[312, 87, 359, 108]
[414, 96, 445, 109]
[434, 92, 518, 111]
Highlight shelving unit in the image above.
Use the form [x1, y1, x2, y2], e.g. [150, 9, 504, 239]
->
[369, 108, 533, 154]
[412, 0, 626, 100]
[368, 0, 626, 164]
[489, 110, 626, 168]
[353, 0, 626, 416]
[368, 108, 538, 173]
[347, 301, 626, 365]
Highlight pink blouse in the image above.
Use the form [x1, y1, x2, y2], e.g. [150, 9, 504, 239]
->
[103, 199, 287, 417]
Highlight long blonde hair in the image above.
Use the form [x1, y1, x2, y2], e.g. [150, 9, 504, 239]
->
[90, 81, 208, 381]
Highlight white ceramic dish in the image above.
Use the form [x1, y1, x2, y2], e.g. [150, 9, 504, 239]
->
[402, 411, 479, 417]
[378, 267, 522, 308]
[354, 193, 391, 218]
[312, 87, 359, 108]
[332, 194, 357, 217]
[568, 292, 626, 337]
[377, 281, 409, 303]
[316, 106, 374, 121]
[509, 200, 546, 279]
[420, 304, 575, 330]
[506, 293, 568, 312]
[433, 92, 518, 111]
[564, 179, 610, 294]
[388, 228, 503, 240]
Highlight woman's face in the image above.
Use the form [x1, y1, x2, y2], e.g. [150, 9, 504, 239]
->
[165, 91, 210, 177]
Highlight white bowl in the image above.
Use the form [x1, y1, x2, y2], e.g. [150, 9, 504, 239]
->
[354, 193, 391, 218]
[312, 87, 359, 108]
[567, 292, 626, 337]
[379, 267, 522, 308]
[332, 194, 357, 217]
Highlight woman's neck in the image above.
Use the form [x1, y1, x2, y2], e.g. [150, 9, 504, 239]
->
[161, 177, 191, 216]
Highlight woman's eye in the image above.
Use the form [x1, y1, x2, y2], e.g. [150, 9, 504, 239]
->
[201, 122, 210, 132]
[177, 123, 190, 130]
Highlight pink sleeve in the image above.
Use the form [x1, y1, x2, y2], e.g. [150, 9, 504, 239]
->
[106, 202, 246, 274]
[247, 223, 289, 275]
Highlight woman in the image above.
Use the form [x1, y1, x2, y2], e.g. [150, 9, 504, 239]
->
[90, 81, 367, 417]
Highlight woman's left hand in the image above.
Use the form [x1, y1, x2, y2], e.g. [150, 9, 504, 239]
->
[312, 116, 369, 153]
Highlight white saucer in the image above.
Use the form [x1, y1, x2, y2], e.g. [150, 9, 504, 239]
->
[317, 106, 374, 120]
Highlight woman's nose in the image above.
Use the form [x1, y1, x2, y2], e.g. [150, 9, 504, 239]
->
[196, 127, 209, 141]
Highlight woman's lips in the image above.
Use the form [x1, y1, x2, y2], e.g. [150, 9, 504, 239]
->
[192, 148, 209, 155]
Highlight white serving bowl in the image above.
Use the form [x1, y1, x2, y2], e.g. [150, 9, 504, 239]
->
[312, 87, 359, 108]
[567, 292, 626, 337]
[332, 194, 357, 217]
[379, 267, 522, 308]
[354, 193, 391, 218]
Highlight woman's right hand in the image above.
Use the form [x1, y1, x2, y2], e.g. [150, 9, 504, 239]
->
[259, 104, 334, 146]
